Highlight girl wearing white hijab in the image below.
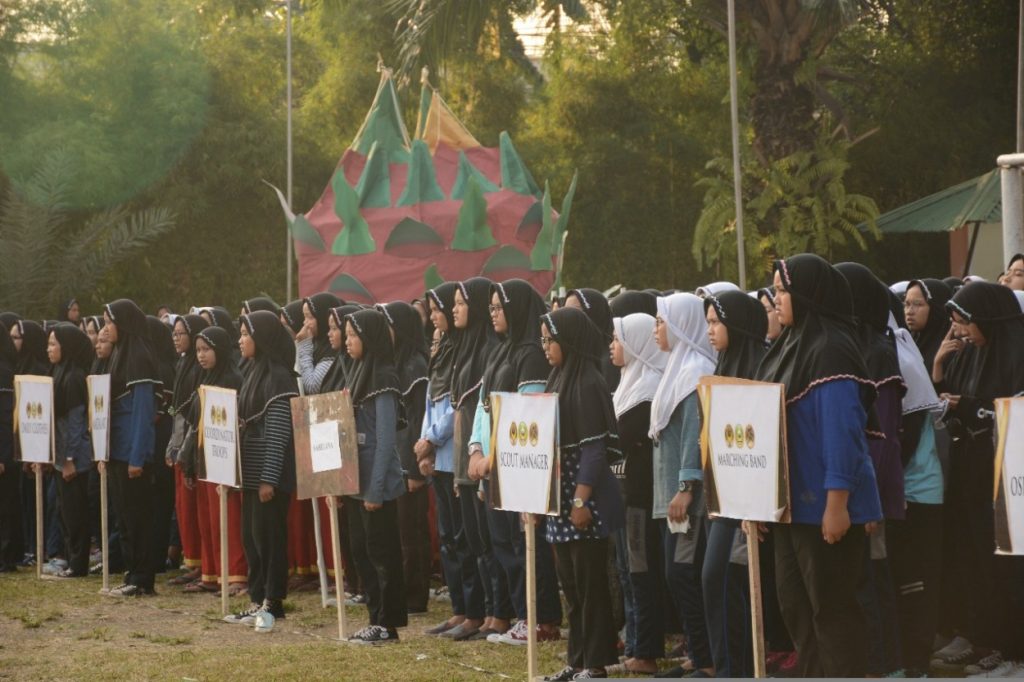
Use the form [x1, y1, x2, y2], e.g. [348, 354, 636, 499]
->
[650, 293, 717, 677]
[610, 313, 666, 674]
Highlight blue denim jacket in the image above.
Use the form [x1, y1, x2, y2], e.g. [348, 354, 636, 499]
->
[354, 392, 405, 505]
[56, 405, 92, 473]
[110, 383, 156, 468]
[420, 382, 455, 473]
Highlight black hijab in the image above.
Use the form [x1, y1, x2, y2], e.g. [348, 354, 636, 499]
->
[837, 262, 903, 387]
[0, 312, 21, 333]
[941, 276, 963, 293]
[704, 290, 768, 380]
[610, 290, 658, 318]
[243, 297, 280, 316]
[946, 282, 1024, 402]
[480, 279, 550, 411]
[380, 301, 428, 397]
[320, 304, 362, 393]
[105, 299, 159, 399]
[14, 320, 49, 376]
[0, 322, 15, 395]
[195, 326, 244, 392]
[452, 277, 498, 409]
[280, 300, 305, 335]
[56, 299, 77, 322]
[906, 278, 953, 372]
[170, 314, 210, 416]
[304, 292, 343, 365]
[567, 287, 619, 391]
[426, 283, 459, 403]
[756, 254, 874, 406]
[541, 307, 620, 457]
[238, 311, 298, 424]
[50, 323, 94, 418]
[344, 308, 401, 407]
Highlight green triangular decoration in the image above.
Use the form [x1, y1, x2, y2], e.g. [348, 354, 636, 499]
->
[397, 139, 446, 206]
[424, 264, 444, 291]
[354, 142, 392, 208]
[451, 177, 497, 251]
[350, 73, 410, 163]
[530, 181, 555, 270]
[450, 151, 498, 200]
[329, 273, 373, 300]
[289, 214, 325, 251]
[330, 170, 376, 255]
[384, 218, 444, 255]
[482, 245, 531, 275]
[499, 131, 540, 197]
[552, 171, 578, 253]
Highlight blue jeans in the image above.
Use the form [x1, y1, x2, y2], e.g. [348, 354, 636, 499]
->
[702, 517, 752, 677]
[613, 527, 636, 656]
[458, 483, 512, 619]
[661, 516, 712, 669]
[626, 507, 665, 660]
[432, 472, 470, 617]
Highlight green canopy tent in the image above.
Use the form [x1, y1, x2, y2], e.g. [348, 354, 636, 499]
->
[868, 170, 1002, 277]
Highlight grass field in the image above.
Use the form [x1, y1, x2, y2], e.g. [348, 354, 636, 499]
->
[0, 569, 576, 681]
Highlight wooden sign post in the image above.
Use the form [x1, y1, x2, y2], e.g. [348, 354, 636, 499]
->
[487, 391, 560, 681]
[198, 386, 240, 616]
[87, 374, 112, 592]
[698, 376, 790, 679]
[291, 390, 360, 642]
[14, 376, 54, 580]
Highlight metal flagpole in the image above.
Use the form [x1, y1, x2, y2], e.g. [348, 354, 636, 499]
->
[285, 0, 294, 303]
[727, 0, 747, 290]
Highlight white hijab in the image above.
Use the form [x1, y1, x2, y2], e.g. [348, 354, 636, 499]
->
[695, 281, 740, 298]
[612, 314, 666, 418]
[887, 311, 941, 415]
[1013, 290, 1024, 312]
[650, 293, 716, 439]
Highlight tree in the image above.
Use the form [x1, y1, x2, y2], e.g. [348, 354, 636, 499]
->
[0, 151, 175, 319]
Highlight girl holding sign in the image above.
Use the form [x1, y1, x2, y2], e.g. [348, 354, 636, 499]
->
[342, 308, 407, 644]
[756, 254, 882, 678]
[225, 311, 299, 624]
[539, 306, 623, 681]
[48, 323, 95, 577]
[104, 299, 161, 597]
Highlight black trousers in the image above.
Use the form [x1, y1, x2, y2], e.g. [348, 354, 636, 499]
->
[345, 497, 407, 629]
[241, 488, 290, 604]
[0, 464, 23, 569]
[432, 472, 472, 617]
[149, 460, 175, 574]
[774, 522, 867, 678]
[56, 471, 91, 576]
[396, 484, 431, 612]
[458, 484, 512, 619]
[554, 538, 618, 670]
[108, 460, 156, 590]
[887, 503, 943, 673]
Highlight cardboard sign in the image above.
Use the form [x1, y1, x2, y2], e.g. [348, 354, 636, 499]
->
[487, 391, 559, 515]
[291, 390, 359, 500]
[87, 374, 111, 462]
[13, 376, 53, 464]
[994, 397, 1024, 555]
[698, 376, 790, 523]
[198, 386, 240, 488]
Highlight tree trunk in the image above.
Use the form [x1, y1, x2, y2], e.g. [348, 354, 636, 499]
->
[749, 60, 816, 162]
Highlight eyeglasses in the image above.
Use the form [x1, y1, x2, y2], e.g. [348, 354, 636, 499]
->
[171, 331, 188, 338]
[540, 336, 555, 347]
[903, 300, 927, 310]
[488, 304, 503, 314]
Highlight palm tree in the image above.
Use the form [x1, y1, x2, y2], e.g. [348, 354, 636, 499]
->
[0, 151, 175, 318]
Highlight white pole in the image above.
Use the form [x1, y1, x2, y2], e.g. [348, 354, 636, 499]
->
[727, 0, 747, 289]
[998, 154, 1024, 264]
[285, 0, 294, 303]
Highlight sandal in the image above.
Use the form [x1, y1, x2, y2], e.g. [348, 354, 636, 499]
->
[168, 569, 200, 586]
[228, 583, 248, 597]
[183, 579, 217, 593]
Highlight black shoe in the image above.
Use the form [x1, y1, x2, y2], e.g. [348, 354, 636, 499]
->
[262, 599, 286, 619]
[224, 602, 262, 625]
[426, 620, 458, 635]
[348, 625, 399, 645]
[655, 666, 686, 678]
[544, 667, 578, 682]
[109, 583, 144, 597]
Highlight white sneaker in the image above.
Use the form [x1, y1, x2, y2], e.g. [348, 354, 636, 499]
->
[498, 620, 530, 646]
[931, 635, 975, 666]
[965, 651, 1003, 675]
[223, 602, 262, 625]
[970, 660, 1024, 678]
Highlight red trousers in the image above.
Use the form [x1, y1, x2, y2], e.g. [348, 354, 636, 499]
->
[196, 482, 247, 584]
[175, 466, 201, 569]
[287, 494, 317, 575]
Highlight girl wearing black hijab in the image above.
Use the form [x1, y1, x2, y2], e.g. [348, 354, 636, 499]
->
[241, 297, 280, 317]
[192, 325, 248, 596]
[103, 299, 161, 597]
[47, 323, 94, 577]
[166, 314, 210, 589]
[931, 283, 1024, 673]
[379, 300, 431, 614]
[566, 288, 619, 393]
[755, 254, 882, 678]
[0, 320, 21, 573]
[224, 311, 299, 625]
[701, 290, 769, 677]
[903, 278, 953, 379]
[279, 300, 305, 337]
[467, 279, 563, 644]
[540, 307, 623, 681]
[452, 277, 510, 641]
[757, 288, 784, 342]
[12, 320, 49, 376]
[609, 290, 658, 318]
[418, 283, 483, 638]
[296, 292, 341, 395]
[341, 308, 407, 644]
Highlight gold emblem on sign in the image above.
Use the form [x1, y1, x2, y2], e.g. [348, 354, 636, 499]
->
[724, 423, 734, 447]
[94, 395, 104, 411]
[745, 424, 755, 449]
[509, 421, 518, 446]
[518, 422, 528, 445]
[734, 423, 745, 448]
[529, 422, 539, 447]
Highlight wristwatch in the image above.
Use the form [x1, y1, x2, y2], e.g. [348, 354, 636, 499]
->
[678, 480, 701, 494]
[571, 497, 586, 509]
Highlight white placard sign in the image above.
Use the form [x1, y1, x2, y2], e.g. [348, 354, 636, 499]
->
[488, 392, 559, 515]
[699, 377, 790, 523]
[87, 374, 111, 462]
[994, 397, 1024, 555]
[309, 420, 343, 473]
[14, 376, 53, 464]
[199, 386, 239, 488]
